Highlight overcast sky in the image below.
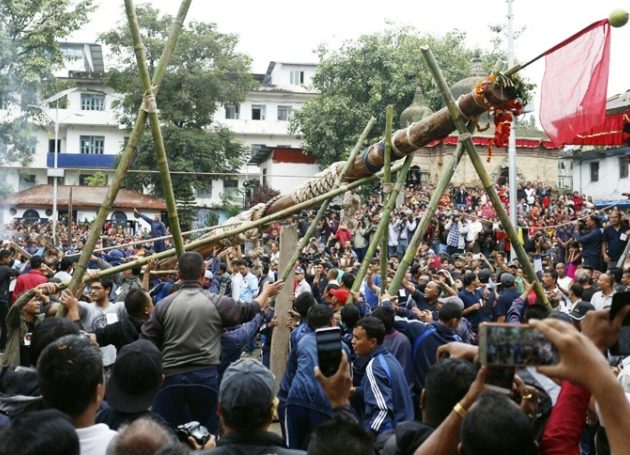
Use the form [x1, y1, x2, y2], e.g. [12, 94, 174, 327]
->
[70, 0, 629, 98]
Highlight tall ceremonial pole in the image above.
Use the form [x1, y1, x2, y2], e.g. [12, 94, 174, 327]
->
[507, 0, 519, 261]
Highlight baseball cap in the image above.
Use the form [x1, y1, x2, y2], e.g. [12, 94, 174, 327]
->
[500, 273, 515, 287]
[220, 359, 275, 412]
[478, 269, 491, 284]
[106, 340, 163, 413]
[437, 296, 464, 309]
[295, 267, 305, 275]
[549, 311, 572, 324]
[329, 288, 349, 304]
[204, 270, 213, 280]
[569, 301, 595, 321]
[508, 260, 519, 268]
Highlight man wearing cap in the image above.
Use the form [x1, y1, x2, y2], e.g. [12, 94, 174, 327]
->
[203, 270, 219, 294]
[141, 251, 284, 433]
[495, 273, 521, 323]
[207, 359, 303, 454]
[97, 339, 171, 433]
[294, 267, 311, 297]
[328, 287, 349, 313]
[568, 301, 595, 330]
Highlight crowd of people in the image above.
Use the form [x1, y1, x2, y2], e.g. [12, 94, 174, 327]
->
[0, 181, 629, 455]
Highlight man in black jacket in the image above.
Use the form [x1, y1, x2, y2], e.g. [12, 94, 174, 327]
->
[0, 250, 18, 350]
[203, 359, 304, 454]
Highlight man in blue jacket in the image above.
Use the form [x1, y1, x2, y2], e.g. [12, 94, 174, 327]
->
[393, 301, 463, 402]
[134, 207, 168, 253]
[352, 316, 414, 438]
[285, 304, 350, 450]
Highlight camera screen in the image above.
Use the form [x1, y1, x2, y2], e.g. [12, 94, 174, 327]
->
[316, 327, 342, 377]
[480, 324, 558, 367]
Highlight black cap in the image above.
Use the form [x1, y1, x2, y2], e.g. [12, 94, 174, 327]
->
[569, 301, 595, 321]
[106, 340, 163, 413]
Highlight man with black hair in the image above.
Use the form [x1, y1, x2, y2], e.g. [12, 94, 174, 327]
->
[371, 306, 413, 390]
[0, 317, 79, 425]
[577, 215, 604, 272]
[38, 334, 117, 455]
[11, 255, 47, 303]
[142, 251, 283, 433]
[76, 279, 126, 333]
[0, 249, 18, 350]
[458, 272, 484, 333]
[134, 208, 167, 253]
[53, 256, 75, 285]
[393, 300, 463, 397]
[0, 409, 80, 455]
[495, 273, 520, 322]
[383, 359, 477, 454]
[286, 304, 350, 450]
[308, 416, 375, 455]
[2, 282, 58, 367]
[203, 359, 303, 454]
[352, 317, 414, 438]
[460, 391, 537, 455]
[112, 266, 143, 303]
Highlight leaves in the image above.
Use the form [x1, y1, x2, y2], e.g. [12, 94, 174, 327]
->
[292, 26, 504, 167]
[0, 0, 94, 165]
[103, 5, 254, 215]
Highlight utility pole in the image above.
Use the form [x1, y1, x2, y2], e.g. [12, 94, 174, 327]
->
[507, 0, 519, 260]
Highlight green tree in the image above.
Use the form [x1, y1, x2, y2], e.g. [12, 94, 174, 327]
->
[0, 0, 94, 165]
[85, 171, 108, 186]
[101, 5, 255, 217]
[291, 26, 501, 167]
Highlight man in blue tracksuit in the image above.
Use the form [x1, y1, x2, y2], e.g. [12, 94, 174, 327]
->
[134, 207, 168, 253]
[285, 304, 350, 450]
[393, 301, 463, 405]
[352, 316, 414, 438]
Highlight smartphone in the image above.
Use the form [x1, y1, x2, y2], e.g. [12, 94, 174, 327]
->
[479, 323, 558, 367]
[609, 292, 630, 355]
[485, 366, 515, 394]
[473, 253, 481, 260]
[316, 327, 342, 377]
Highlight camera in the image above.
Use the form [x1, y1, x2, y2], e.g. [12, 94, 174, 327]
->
[176, 421, 211, 446]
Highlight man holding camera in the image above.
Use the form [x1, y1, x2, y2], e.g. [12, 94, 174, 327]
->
[444, 213, 468, 256]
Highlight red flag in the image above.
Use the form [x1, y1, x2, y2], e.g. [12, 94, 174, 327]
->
[539, 19, 611, 147]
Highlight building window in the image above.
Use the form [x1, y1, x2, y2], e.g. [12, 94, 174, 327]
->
[47, 176, 65, 186]
[48, 139, 62, 154]
[277, 105, 292, 121]
[196, 183, 213, 198]
[81, 93, 105, 111]
[223, 179, 239, 197]
[80, 135, 105, 155]
[290, 70, 305, 85]
[590, 162, 599, 182]
[225, 104, 240, 120]
[19, 174, 36, 191]
[620, 156, 629, 179]
[251, 105, 266, 120]
[62, 47, 83, 59]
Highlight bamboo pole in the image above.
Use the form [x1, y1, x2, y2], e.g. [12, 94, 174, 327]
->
[10, 242, 55, 275]
[275, 118, 376, 287]
[420, 46, 550, 309]
[125, 0, 185, 258]
[67, 187, 73, 234]
[80, 163, 404, 282]
[66, 0, 192, 295]
[380, 106, 393, 293]
[350, 155, 414, 301]
[386, 126, 474, 296]
[64, 222, 240, 258]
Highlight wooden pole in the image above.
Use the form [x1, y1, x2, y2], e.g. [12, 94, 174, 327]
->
[66, 0, 192, 295]
[420, 45, 550, 309]
[350, 155, 414, 301]
[80, 163, 404, 282]
[125, 0, 185, 258]
[380, 105, 393, 293]
[275, 118, 376, 286]
[270, 223, 297, 394]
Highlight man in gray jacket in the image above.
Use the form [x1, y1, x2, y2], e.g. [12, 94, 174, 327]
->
[141, 251, 283, 433]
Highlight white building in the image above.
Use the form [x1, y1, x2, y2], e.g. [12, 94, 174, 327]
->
[1, 44, 321, 225]
[571, 147, 630, 200]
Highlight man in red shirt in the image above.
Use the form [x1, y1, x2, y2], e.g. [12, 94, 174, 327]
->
[12, 255, 48, 304]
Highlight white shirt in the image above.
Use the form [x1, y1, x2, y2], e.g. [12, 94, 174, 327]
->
[295, 278, 312, 297]
[466, 220, 483, 242]
[76, 424, 117, 455]
[590, 290, 615, 311]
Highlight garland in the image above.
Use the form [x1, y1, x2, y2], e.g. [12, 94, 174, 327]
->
[473, 69, 533, 162]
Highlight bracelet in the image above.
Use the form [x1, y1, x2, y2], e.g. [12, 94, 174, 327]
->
[453, 402, 467, 419]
